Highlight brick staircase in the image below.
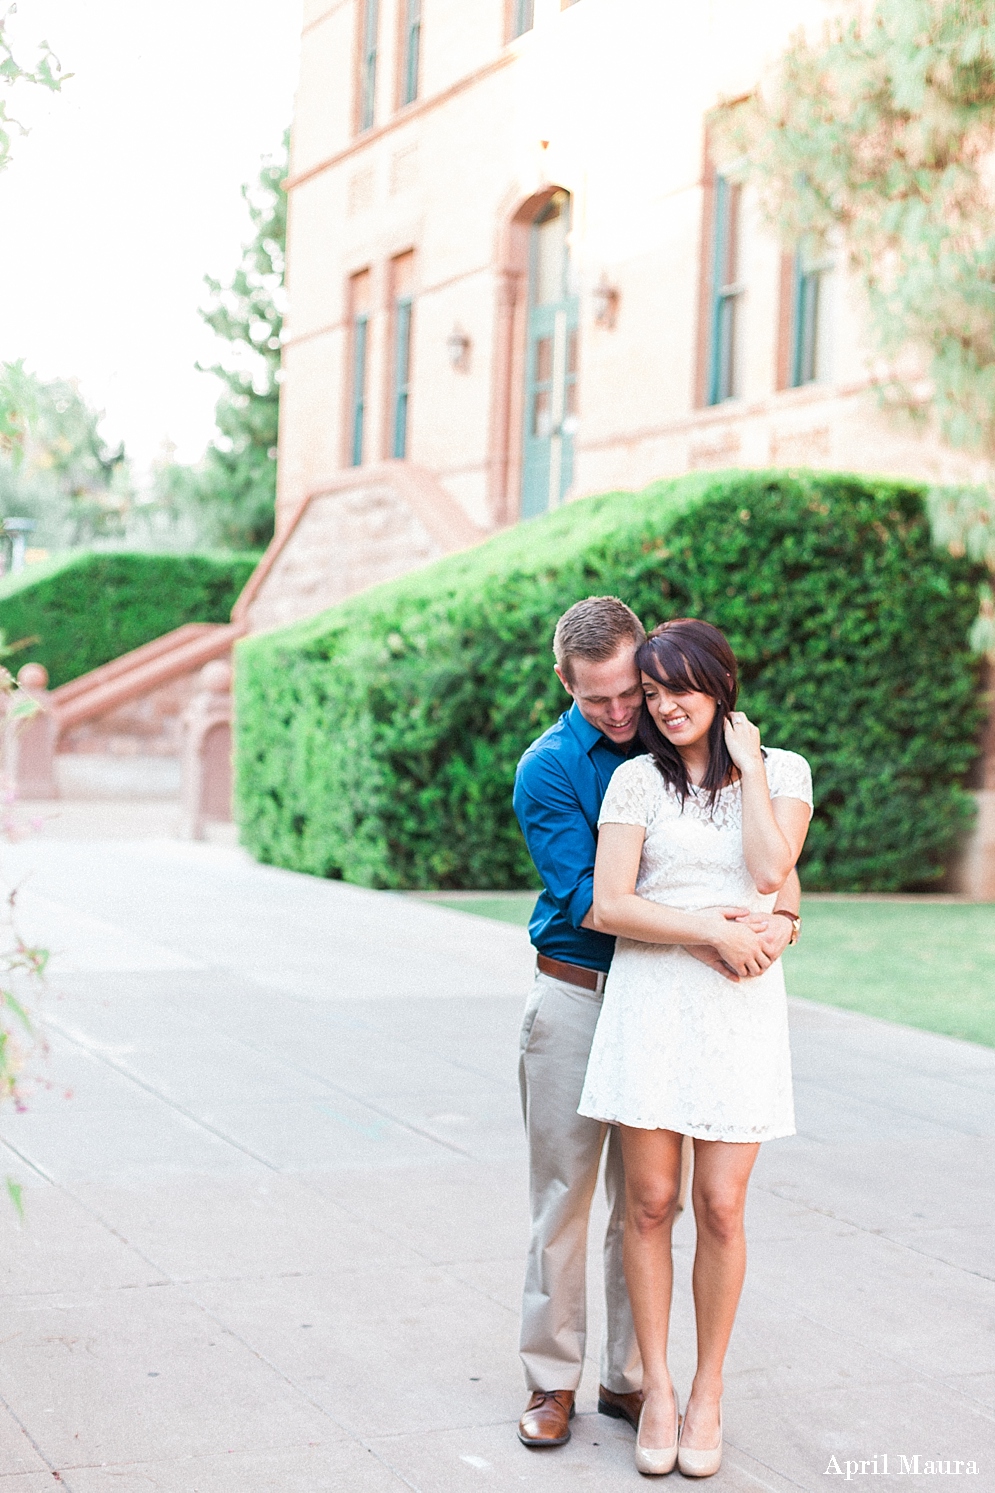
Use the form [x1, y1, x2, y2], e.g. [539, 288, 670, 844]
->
[13, 622, 245, 802]
[51, 622, 244, 734]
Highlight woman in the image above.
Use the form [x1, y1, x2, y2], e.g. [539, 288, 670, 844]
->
[578, 618, 812, 1477]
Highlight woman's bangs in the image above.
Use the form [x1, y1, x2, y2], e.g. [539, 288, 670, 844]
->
[639, 640, 704, 695]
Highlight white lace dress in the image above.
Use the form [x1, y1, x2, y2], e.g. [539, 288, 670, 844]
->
[578, 748, 813, 1142]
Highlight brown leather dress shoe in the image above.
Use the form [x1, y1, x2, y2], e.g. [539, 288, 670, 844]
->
[517, 1389, 576, 1447]
[597, 1383, 644, 1431]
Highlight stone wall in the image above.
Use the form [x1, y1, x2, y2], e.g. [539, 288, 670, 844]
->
[237, 461, 485, 635]
[59, 673, 197, 760]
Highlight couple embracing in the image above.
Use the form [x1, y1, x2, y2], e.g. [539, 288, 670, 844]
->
[513, 597, 812, 1477]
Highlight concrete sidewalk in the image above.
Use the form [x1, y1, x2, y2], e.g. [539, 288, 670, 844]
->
[0, 837, 992, 1492]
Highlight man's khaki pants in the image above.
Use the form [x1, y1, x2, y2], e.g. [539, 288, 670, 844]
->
[518, 969, 641, 1395]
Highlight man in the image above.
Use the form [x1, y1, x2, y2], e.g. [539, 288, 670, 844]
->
[512, 595, 801, 1448]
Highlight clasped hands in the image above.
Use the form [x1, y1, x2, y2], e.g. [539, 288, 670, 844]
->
[687, 905, 792, 982]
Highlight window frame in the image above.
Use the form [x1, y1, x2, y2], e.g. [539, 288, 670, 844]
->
[388, 252, 415, 461]
[392, 295, 413, 459]
[706, 174, 744, 406]
[399, 0, 421, 107]
[791, 257, 820, 387]
[789, 249, 834, 388]
[358, 0, 379, 133]
[347, 269, 372, 468]
[510, 0, 535, 39]
[350, 312, 369, 466]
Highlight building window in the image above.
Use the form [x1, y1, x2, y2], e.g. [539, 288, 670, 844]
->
[511, 0, 535, 38]
[522, 192, 579, 518]
[348, 270, 371, 466]
[390, 252, 414, 459]
[359, 0, 379, 132]
[707, 175, 744, 405]
[790, 250, 831, 386]
[400, 0, 421, 106]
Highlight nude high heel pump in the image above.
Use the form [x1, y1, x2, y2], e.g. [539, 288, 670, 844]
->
[677, 1404, 722, 1478]
[634, 1393, 680, 1477]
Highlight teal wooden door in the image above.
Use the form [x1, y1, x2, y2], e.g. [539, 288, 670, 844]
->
[522, 193, 579, 519]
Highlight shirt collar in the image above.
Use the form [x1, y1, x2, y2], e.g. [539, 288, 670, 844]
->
[566, 700, 621, 757]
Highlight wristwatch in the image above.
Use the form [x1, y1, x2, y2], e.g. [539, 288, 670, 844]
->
[771, 909, 801, 945]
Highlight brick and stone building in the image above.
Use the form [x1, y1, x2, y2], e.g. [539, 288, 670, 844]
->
[250, 0, 988, 633]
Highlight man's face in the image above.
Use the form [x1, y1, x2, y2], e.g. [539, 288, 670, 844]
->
[555, 646, 643, 745]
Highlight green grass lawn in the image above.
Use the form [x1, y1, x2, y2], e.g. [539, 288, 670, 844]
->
[421, 895, 995, 1049]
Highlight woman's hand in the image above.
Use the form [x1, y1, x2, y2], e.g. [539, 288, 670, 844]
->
[697, 910, 772, 979]
[725, 714, 810, 894]
[723, 711, 764, 776]
[758, 912, 794, 962]
[685, 906, 769, 982]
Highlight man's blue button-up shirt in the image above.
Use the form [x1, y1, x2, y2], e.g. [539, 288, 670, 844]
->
[513, 702, 632, 973]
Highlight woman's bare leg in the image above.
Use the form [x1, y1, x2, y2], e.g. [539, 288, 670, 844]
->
[682, 1138, 759, 1449]
[618, 1126, 685, 1446]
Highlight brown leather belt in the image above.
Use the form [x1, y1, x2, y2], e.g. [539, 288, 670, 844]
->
[537, 954, 607, 994]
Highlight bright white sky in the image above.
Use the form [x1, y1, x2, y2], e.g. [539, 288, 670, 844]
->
[0, 0, 302, 475]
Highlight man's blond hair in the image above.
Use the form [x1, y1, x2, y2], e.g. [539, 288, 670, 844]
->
[553, 596, 646, 683]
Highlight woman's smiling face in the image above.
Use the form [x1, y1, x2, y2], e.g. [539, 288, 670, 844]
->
[641, 670, 717, 749]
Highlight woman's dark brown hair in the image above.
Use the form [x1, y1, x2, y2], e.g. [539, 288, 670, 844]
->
[636, 619, 739, 809]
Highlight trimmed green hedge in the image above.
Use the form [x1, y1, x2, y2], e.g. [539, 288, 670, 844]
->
[234, 470, 984, 892]
[0, 550, 258, 687]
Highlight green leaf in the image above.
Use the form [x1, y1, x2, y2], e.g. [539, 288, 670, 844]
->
[0, 988, 32, 1033]
[5, 1177, 23, 1220]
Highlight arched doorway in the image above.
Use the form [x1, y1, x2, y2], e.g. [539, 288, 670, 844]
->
[521, 190, 579, 518]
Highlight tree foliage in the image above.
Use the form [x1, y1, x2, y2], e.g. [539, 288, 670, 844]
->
[730, 0, 995, 459]
[152, 135, 287, 551]
[1, 5, 71, 493]
[0, 361, 131, 548]
[0, 2, 67, 175]
[0, 549, 257, 687]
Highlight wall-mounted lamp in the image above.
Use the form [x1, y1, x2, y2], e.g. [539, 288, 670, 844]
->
[446, 326, 471, 372]
[592, 273, 620, 330]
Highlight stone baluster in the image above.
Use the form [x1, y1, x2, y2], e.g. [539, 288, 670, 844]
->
[9, 663, 59, 800]
[180, 659, 234, 840]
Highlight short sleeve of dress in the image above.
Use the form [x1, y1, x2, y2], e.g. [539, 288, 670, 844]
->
[598, 756, 661, 829]
[766, 749, 814, 816]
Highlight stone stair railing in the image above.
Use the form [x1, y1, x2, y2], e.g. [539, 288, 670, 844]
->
[5, 622, 243, 835]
